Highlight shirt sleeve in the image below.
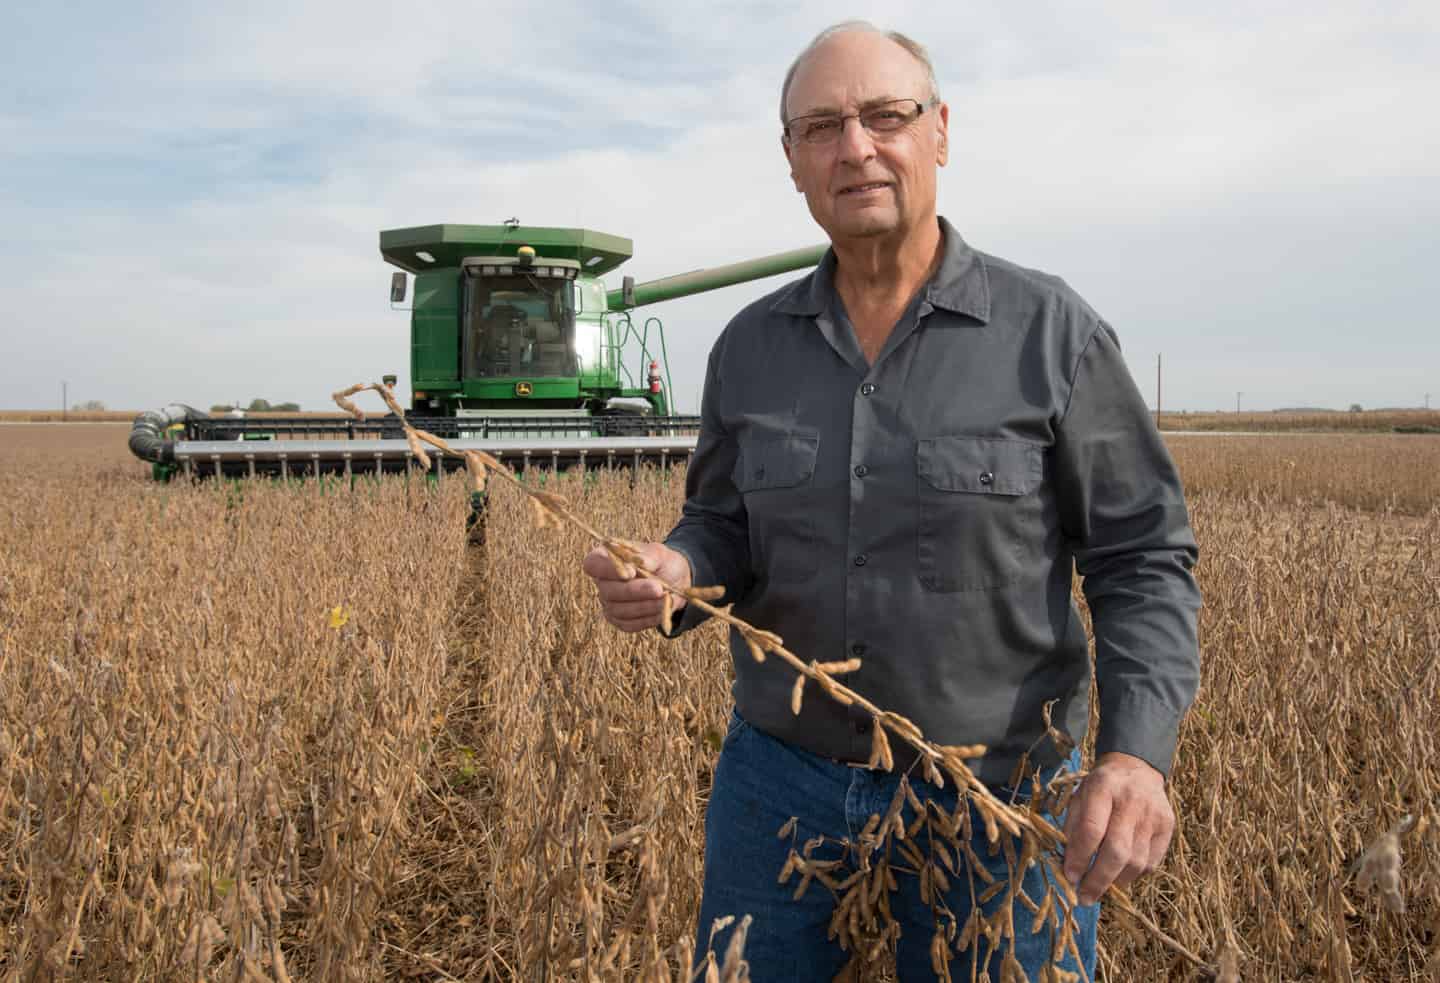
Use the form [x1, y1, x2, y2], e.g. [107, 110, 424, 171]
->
[1053, 321, 1202, 777]
[659, 336, 754, 637]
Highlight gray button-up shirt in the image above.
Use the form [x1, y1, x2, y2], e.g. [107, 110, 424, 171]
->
[664, 217, 1200, 785]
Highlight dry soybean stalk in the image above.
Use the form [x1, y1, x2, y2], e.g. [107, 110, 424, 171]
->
[333, 381, 1212, 975]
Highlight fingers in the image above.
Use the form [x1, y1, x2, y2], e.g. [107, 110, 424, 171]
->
[597, 578, 666, 632]
[1062, 767, 1177, 906]
[582, 543, 667, 582]
[581, 545, 631, 582]
[1083, 804, 1144, 899]
[595, 575, 664, 604]
[604, 596, 666, 621]
[1062, 784, 1112, 890]
[602, 593, 672, 632]
[582, 543, 681, 632]
[1146, 819, 1175, 873]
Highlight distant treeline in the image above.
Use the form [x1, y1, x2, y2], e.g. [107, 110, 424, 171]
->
[211, 399, 301, 413]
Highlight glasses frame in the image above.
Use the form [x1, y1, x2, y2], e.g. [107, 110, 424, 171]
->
[783, 97, 937, 147]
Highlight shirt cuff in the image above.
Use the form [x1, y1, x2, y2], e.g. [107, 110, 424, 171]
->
[655, 542, 712, 639]
[1094, 690, 1184, 778]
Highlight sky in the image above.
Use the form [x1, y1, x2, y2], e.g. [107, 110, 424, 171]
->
[2, 1, 1437, 414]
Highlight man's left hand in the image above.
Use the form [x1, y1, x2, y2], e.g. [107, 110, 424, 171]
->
[1060, 751, 1174, 906]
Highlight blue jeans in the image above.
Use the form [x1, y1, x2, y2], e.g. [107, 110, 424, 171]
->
[696, 710, 1098, 981]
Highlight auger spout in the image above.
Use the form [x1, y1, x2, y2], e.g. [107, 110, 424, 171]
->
[606, 244, 828, 311]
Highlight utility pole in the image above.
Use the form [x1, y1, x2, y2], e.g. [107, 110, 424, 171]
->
[1155, 353, 1162, 429]
[1427, 393, 1432, 411]
[62, 380, 67, 421]
[1235, 391, 1242, 415]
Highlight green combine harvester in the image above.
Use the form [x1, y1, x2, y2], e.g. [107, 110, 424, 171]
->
[129, 222, 824, 479]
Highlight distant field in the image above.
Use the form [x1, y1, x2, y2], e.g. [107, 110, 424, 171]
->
[0, 410, 138, 422]
[0, 410, 342, 423]
[1158, 408, 1440, 433]
[1167, 432, 1440, 514]
[0, 423, 133, 461]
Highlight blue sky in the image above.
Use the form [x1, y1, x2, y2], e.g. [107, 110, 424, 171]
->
[3, 1, 1437, 413]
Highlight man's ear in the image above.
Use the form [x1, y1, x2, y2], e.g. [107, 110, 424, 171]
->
[782, 137, 802, 191]
[935, 101, 950, 167]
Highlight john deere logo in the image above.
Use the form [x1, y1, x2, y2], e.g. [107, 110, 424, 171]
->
[515, 382, 533, 396]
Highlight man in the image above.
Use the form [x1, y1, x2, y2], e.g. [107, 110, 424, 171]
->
[582, 21, 1200, 980]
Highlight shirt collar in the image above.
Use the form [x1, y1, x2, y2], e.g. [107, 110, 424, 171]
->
[770, 215, 990, 324]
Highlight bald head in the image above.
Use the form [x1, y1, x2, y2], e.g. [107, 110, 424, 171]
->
[779, 21, 940, 127]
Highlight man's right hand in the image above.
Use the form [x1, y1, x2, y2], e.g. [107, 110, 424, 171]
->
[581, 542, 693, 633]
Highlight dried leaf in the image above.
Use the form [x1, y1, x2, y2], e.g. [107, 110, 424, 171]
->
[1355, 823, 1407, 914]
[178, 914, 225, 968]
[1216, 937, 1241, 983]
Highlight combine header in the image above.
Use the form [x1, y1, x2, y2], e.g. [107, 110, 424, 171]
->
[130, 222, 824, 479]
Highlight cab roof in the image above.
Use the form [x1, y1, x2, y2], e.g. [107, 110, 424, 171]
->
[380, 224, 633, 276]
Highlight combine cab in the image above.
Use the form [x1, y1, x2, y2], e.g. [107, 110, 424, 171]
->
[130, 223, 824, 478]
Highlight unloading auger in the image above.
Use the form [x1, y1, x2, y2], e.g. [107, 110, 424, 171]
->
[129, 222, 825, 480]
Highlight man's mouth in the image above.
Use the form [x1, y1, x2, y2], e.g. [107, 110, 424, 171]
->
[838, 182, 890, 195]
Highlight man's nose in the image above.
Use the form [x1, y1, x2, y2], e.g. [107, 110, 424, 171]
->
[834, 116, 878, 165]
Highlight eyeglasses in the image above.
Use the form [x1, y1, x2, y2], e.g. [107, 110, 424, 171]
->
[784, 98, 935, 146]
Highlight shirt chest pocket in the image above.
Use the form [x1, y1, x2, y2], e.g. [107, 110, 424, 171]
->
[916, 436, 1045, 592]
[732, 434, 820, 584]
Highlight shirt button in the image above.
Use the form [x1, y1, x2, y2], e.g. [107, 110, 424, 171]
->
[853, 554, 868, 567]
[853, 464, 869, 478]
[854, 718, 873, 735]
[851, 643, 867, 657]
[978, 471, 994, 486]
[860, 383, 876, 396]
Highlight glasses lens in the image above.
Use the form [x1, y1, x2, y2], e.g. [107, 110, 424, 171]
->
[864, 101, 919, 133]
[802, 118, 841, 143]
